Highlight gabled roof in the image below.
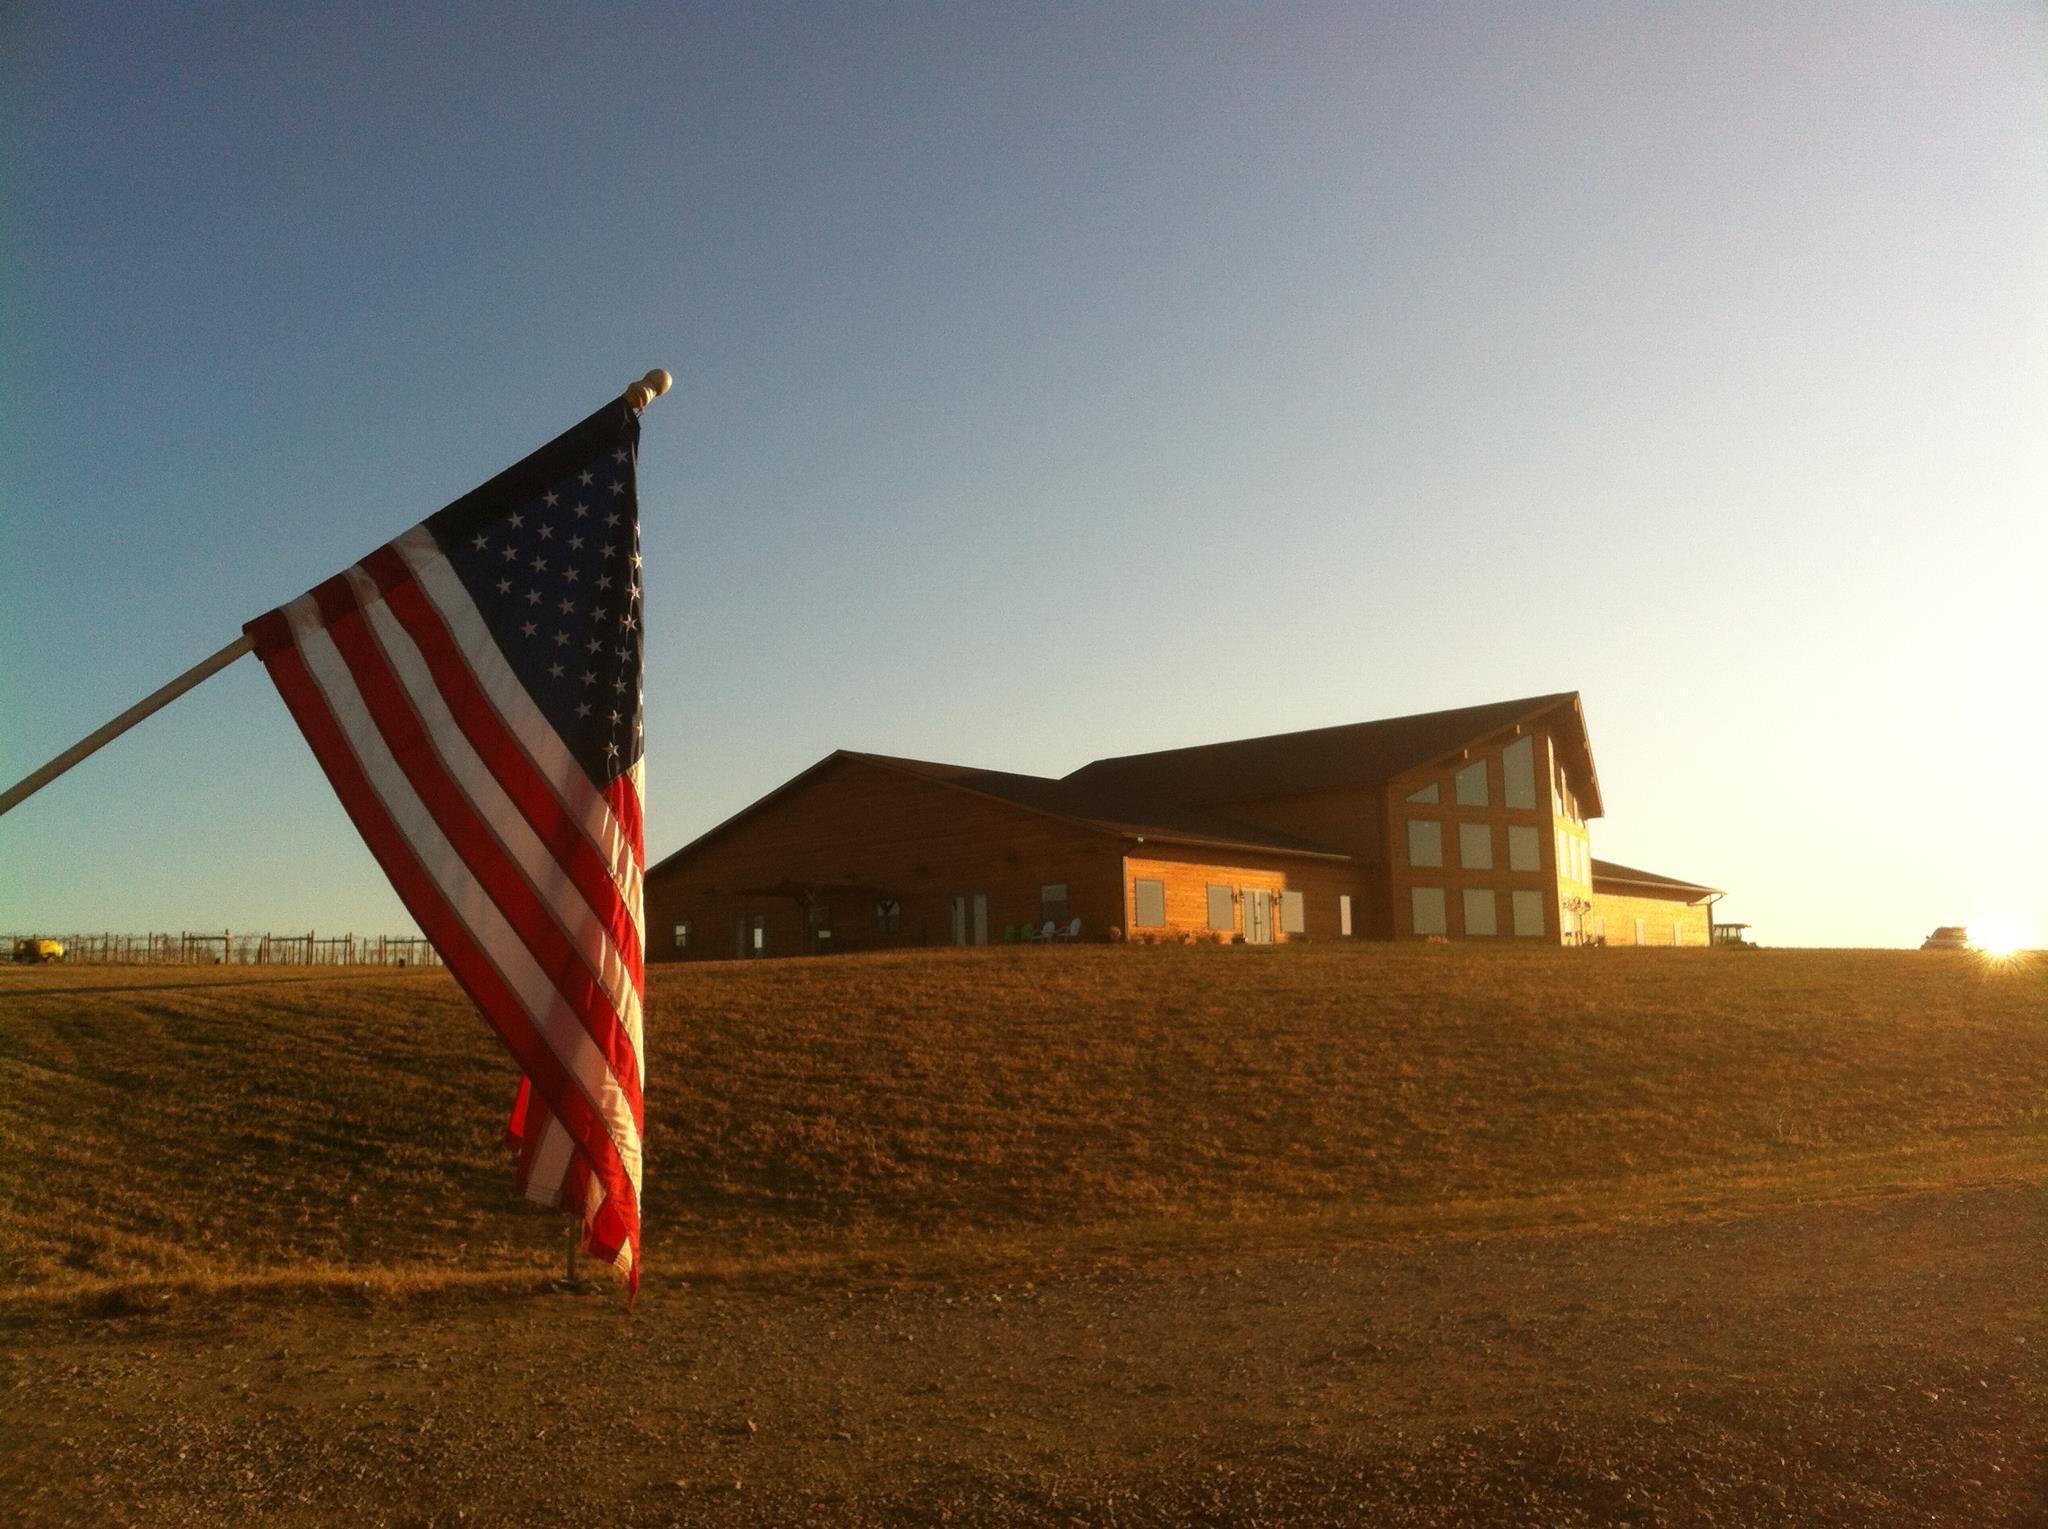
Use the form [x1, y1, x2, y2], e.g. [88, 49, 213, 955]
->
[1063, 691, 1601, 816]
[1590, 858, 1722, 901]
[846, 752, 1353, 860]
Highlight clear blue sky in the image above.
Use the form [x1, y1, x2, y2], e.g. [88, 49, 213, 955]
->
[3, 2, 2042, 948]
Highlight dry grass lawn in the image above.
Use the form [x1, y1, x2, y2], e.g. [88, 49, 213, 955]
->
[2, 943, 2041, 1306]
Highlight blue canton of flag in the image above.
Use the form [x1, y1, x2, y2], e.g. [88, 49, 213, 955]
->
[432, 433, 643, 788]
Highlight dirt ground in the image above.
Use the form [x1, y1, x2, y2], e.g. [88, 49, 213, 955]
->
[4, 1181, 2042, 1527]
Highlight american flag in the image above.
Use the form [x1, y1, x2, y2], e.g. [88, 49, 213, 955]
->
[245, 399, 647, 1290]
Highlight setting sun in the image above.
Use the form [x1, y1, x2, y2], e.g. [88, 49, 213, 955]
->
[1974, 916, 2027, 960]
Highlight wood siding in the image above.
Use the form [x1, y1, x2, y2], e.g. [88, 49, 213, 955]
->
[646, 757, 1122, 961]
[1589, 889, 1713, 947]
[1121, 849, 1360, 944]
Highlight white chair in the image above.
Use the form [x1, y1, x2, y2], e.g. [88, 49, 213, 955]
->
[1061, 917, 1081, 941]
[1037, 920, 1056, 942]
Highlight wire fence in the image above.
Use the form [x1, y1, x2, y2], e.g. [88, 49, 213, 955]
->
[4, 931, 443, 967]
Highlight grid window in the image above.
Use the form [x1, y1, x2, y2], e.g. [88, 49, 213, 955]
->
[1404, 782, 1440, 804]
[1206, 883, 1235, 932]
[1411, 886, 1447, 937]
[1512, 890, 1545, 938]
[1454, 758, 1489, 807]
[1462, 888, 1498, 937]
[1133, 878, 1165, 928]
[1407, 819, 1443, 868]
[673, 922, 689, 950]
[1459, 822, 1492, 869]
[1508, 824, 1540, 873]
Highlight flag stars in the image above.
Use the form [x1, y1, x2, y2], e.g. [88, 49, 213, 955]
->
[604, 511, 621, 528]
[537, 525, 553, 541]
[525, 589, 542, 605]
[581, 670, 597, 686]
[508, 512, 525, 529]
[531, 555, 548, 572]
[501, 545, 520, 562]
[471, 533, 489, 550]
[496, 578, 512, 595]
[609, 479, 625, 496]
[575, 702, 591, 718]
[543, 491, 559, 508]
[620, 612, 638, 632]
[611, 447, 629, 464]
[586, 637, 604, 654]
[552, 630, 570, 647]
[568, 534, 584, 551]
[572, 502, 589, 519]
[547, 662, 565, 679]
[630, 551, 643, 570]
[563, 568, 580, 584]
[597, 574, 613, 591]
[520, 620, 539, 637]
[577, 469, 595, 486]
[557, 597, 576, 615]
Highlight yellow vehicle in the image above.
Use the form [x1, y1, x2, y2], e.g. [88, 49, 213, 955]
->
[12, 937, 64, 963]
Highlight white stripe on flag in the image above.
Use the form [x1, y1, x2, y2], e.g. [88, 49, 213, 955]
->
[348, 568, 645, 1054]
[288, 610, 643, 1193]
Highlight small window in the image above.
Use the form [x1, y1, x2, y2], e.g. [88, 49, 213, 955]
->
[1502, 735, 1537, 811]
[1673, 920, 1684, 947]
[1040, 882, 1070, 925]
[1404, 782, 1439, 804]
[673, 921, 690, 951]
[1507, 825, 1540, 873]
[1454, 758, 1489, 807]
[1280, 889, 1305, 935]
[1411, 886, 1447, 937]
[1459, 822, 1492, 870]
[1339, 893, 1353, 936]
[1462, 887, 1498, 937]
[875, 898, 902, 932]
[1407, 819, 1442, 868]
[1512, 890, 1545, 938]
[750, 915, 767, 954]
[1133, 878, 1165, 928]
[1206, 883, 1235, 932]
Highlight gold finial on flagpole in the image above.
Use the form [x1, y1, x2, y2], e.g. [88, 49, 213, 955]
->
[623, 369, 673, 411]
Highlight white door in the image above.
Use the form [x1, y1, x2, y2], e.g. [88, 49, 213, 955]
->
[1243, 888, 1273, 944]
[950, 894, 989, 946]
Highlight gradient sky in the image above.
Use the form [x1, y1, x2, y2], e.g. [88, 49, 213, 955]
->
[3, 2, 2043, 948]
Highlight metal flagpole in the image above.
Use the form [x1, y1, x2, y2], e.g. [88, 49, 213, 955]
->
[0, 633, 255, 819]
[0, 370, 674, 825]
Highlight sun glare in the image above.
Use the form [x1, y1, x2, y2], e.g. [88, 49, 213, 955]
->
[1974, 916, 2026, 961]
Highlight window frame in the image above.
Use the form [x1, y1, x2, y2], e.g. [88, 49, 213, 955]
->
[1132, 878, 1165, 929]
[1411, 886, 1447, 937]
[1462, 887, 1498, 937]
[1407, 818, 1443, 868]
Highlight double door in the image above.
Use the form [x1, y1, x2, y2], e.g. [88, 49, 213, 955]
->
[950, 892, 989, 946]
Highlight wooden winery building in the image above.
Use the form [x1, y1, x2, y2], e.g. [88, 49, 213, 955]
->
[644, 691, 1722, 960]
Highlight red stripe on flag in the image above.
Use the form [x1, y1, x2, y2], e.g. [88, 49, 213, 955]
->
[316, 583, 644, 1122]
[603, 772, 646, 869]
[364, 548, 645, 985]
[260, 640, 640, 1273]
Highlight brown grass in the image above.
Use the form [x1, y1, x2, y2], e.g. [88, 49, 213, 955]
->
[1, 945, 2041, 1310]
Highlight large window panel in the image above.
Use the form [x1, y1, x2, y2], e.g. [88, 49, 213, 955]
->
[1407, 819, 1443, 868]
[1508, 824, 1540, 873]
[1133, 878, 1165, 928]
[1206, 883, 1235, 932]
[1512, 890, 1545, 938]
[1462, 888, 1498, 936]
[1454, 758, 1489, 807]
[1404, 782, 1439, 804]
[1503, 735, 1537, 810]
[1459, 822, 1493, 869]
[1280, 890, 1305, 935]
[1411, 887, 1447, 937]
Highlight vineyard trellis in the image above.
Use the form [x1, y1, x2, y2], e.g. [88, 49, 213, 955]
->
[5, 931, 442, 967]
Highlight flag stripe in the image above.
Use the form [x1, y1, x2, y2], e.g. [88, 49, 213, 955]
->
[363, 544, 646, 960]
[309, 575, 646, 1130]
[349, 568, 646, 1032]
[397, 531, 645, 880]
[260, 634, 640, 1262]
[282, 606, 643, 1200]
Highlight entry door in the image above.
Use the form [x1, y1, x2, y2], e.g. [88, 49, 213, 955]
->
[950, 893, 989, 946]
[1243, 888, 1273, 944]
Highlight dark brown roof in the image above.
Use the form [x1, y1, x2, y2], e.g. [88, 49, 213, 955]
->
[1063, 692, 1597, 814]
[1589, 858, 1722, 900]
[846, 752, 1352, 860]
